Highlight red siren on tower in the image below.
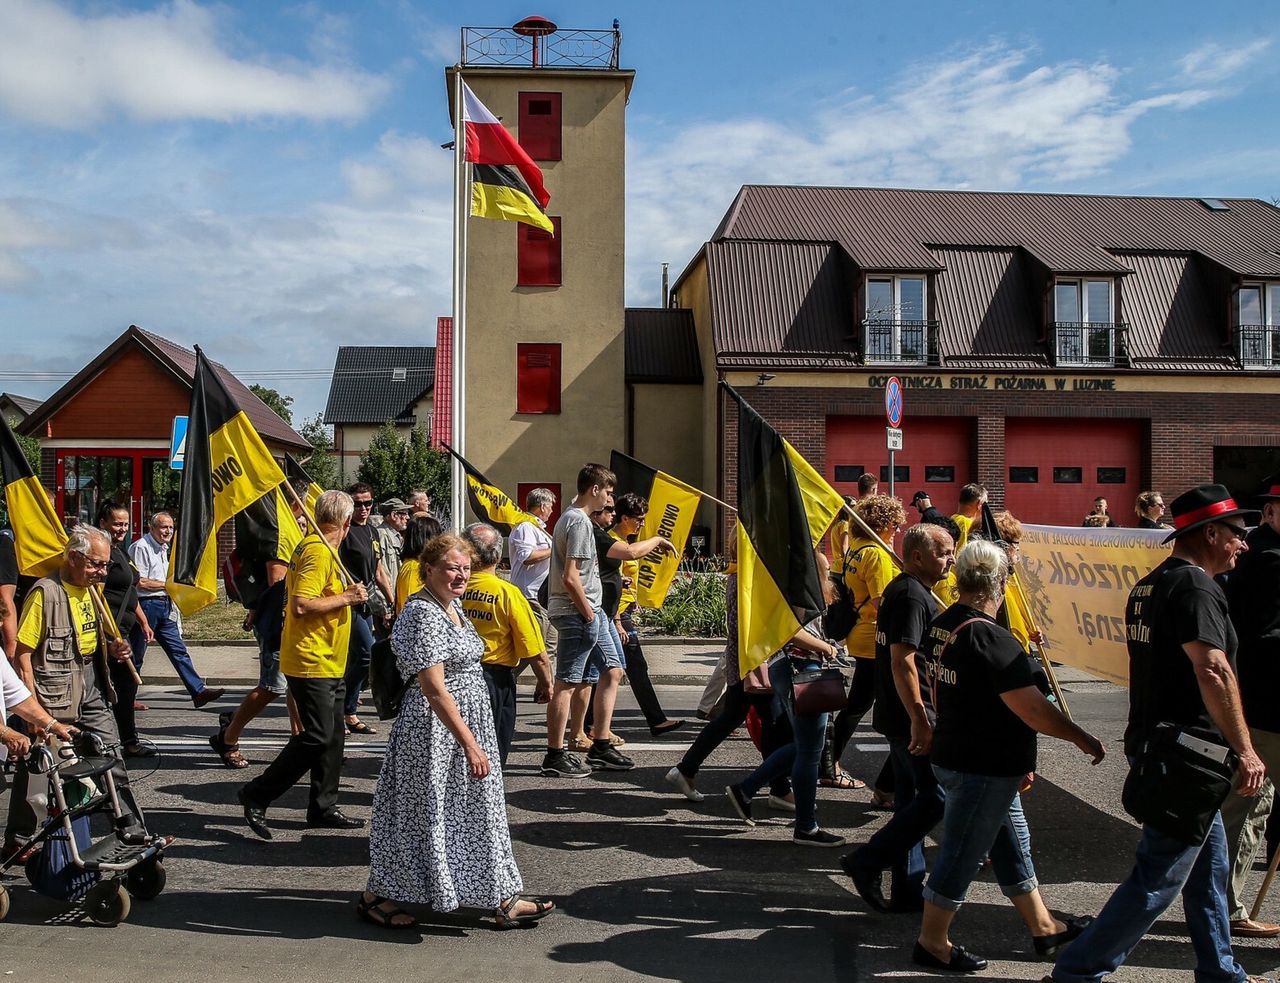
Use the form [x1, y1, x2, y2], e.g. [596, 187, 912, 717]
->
[512, 14, 557, 67]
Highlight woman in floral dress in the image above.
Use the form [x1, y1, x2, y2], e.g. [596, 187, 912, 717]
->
[358, 533, 555, 930]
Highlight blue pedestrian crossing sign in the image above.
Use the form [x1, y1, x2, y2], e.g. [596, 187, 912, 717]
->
[169, 416, 189, 470]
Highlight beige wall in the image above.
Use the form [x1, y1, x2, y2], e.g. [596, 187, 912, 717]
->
[631, 384, 703, 487]
[672, 252, 718, 501]
[457, 67, 634, 499]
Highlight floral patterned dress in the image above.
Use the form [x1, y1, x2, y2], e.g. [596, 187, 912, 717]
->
[365, 595, 523, 910]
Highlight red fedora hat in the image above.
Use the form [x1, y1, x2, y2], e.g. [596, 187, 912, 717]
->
[1163, 484, 1259, 544]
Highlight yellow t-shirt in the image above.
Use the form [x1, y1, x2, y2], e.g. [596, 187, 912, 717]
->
[829, 518, 851, 575]
[951, 513, 974, 551]
[934, 568, 960, 606]
[461, 570, 546, 668]
[279, 534, 351, 679]
[396, 559, 424, 614]
[1003, 579, 1035, 652]
[842, 538, 895, 658]
[17, 582, 99, 656]
[610, 531, 639, 611]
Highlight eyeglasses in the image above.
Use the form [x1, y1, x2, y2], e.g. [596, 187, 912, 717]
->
[78, 556, 109, 570]
[1218, 522, 1248, 540]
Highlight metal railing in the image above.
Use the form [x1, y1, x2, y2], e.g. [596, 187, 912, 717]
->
[1237, 324, 1280, 367]
[860, 319, 939, 365]
[462, 27, 621, 69]
[1051, 321, 1128, 367]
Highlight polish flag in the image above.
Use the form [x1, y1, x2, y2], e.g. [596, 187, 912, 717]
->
[462, 81, 550, 209]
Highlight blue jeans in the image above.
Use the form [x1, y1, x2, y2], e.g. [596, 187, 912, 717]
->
[852, 738, 945, 899]
[342, 612, 374, 715]
[1052, 809, 1244, 983]
[133, 596, 207, 698]
[553, 609, 617, 684]
[924, 766, 1038, 911]
[741, 658, 828, 833]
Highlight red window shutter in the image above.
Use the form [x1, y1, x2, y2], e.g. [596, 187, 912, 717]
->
[518, 92, 561, 161]
[517, 216, 562, 286]
[516, 343, 561, 414]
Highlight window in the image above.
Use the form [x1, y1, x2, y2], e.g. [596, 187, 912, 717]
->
[1097, 467, 1127, 484]
[1236, 283, 1280, 366]
[1053, 467, 1083, 483]
[1009, 467, 1039, 483]
[1054, 279, 1115, 365]
[879, 465, 910, 483]
[864, 276, 928, 363]
[834, 465, 865, 483]
[517, 216, 562, 286]
[925, 465, 955, 483]
[391, 367, 407, 381]
[516, 343, 561, 414]
[518, 92, 561, 161]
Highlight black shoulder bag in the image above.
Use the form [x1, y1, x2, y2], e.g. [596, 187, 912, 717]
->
[1122, 723, 1236, 845]
[822, 545, 873, 640]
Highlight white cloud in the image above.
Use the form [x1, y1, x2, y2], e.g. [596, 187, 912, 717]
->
[625, 42, 1226, 303]
[1179, 38, 1272, 83]
[0, 0, 390, 127]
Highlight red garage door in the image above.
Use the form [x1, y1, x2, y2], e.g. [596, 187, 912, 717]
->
[826, 415, 974, 513]
[1004, 418, 1142, 527]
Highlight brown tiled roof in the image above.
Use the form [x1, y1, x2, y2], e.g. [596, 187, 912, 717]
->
[624, 309, 702, 383]
[1115, 253, 1237, 371]
[932, 247, 1048, 368]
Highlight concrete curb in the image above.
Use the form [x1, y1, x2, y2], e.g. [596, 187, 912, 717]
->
[172, 672, 718, 689]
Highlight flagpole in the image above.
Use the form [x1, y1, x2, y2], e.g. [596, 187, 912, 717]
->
[449, 65, 467, 532]
[844, 505, 947, 609]
[87, 586, 142, 686]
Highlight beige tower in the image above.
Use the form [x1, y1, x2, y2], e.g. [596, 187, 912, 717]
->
[447, 21, 634, 518]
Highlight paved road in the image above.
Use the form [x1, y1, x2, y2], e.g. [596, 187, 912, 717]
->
[2, 672, 1278, 982]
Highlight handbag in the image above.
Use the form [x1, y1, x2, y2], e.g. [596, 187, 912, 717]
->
[368, 637, 411, 720]
[822, 546, 872, 640]
[1122, 723, 1236, 845]
[792, 666, 848, 715]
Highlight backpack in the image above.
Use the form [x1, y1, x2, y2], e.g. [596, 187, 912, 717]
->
[822, 545, 874, 640]
[221, 551, 268, 609]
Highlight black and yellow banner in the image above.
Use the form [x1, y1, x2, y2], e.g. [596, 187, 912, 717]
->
[284, 453, 323, 519]
[725, 384, 844, 675]
[0, 413, 66, 576]
[471, 163, 555, 236]
[443, 444, 538, 536]
[610, 450, 701, 608]
[168, 347, 287, 616]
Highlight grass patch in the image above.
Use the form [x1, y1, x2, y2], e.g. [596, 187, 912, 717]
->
[182, 586, 251, 641]
[636, 573, 727, 637]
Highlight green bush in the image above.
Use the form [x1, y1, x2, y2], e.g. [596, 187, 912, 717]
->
[636, 572, 727, 637]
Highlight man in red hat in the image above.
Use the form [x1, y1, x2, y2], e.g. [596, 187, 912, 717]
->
[1223, 475, 1280, 938]
[1049, 484, 1267, 983]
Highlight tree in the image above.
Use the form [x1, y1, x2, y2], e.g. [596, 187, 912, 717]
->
[249, 384, 293, 425]
[356, 422, 405, 500]
[16, 433, 41, 474]
[403, 426, 451, 518]
[297, 413, 339, 491]
[354, 423, 451, 511]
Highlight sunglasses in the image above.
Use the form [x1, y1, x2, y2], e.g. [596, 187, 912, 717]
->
[592, 507, 617, 516]
[353, 500, 374, 508]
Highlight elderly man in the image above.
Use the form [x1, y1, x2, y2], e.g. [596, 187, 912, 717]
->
[509, 487, 557, 647]
[376, 498, 410, 593]
[461, 523, 550, 765]
[5, 526, 149, 853]
[407, 488, 431, 516]
[128, 511, 224, 708]
[238, 490, 368, 840]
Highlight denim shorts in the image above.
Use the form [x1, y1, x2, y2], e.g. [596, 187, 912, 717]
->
[254, 623, 287, 696]
[923, 765, 1038, 911]
[553, 609, 621, 684]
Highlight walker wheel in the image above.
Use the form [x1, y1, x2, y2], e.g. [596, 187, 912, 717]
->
[85, 881, 131, 926]
[127, 859, 166, 900]
[0, 884, 10, 921]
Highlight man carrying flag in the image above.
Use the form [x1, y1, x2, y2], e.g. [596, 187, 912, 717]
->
[461, 80, 554, 234]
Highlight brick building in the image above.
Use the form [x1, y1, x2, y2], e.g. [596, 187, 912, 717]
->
[660, 186, 1280, 543]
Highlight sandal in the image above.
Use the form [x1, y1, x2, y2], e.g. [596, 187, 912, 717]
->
[494, 894, 556, 929]
[568, 735, 592, 752]
[870, 788, 894, 810]
[357, 893, 417, 929]
[588, 730, 626, 748]
[209, 728, 249, 769]
[346, 718, 378, 735]
[819, 771, 865, 790]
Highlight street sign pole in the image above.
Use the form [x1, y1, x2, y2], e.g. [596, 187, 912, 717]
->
[884, 377, 904, 499]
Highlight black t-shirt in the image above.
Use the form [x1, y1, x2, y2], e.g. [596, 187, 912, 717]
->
[0, 534, 17, 589]
[102, 543, 140, 634]
[927, 603, 1039, 777]
[872, 573, 938, 739]
[1137, 516, 1163, 530]
[1229, 523, 1280, 732]
[339, 522, 378, 615]
[1125, 556, 1234, 756]
[593, 525, 623, 619]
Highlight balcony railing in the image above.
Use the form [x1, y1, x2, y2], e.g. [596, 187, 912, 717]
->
[861, 319, 939, 365]
[462, 26, 621, 69]
[1051, 321, 1128, 367]
[1237, 324, 1280, 367]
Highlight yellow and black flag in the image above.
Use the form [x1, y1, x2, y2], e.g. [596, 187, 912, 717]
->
[443, 444, 538, 535]
[0, 413, 67, 576]
[233, 487, 304, 582]
[284, 453, 323, 519]
[168, 347, 287, 616]
[610, 450, 701, 609]
[724, 383, 845, 676]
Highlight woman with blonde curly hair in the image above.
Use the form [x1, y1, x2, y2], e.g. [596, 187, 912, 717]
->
[821, 494, 907, 793]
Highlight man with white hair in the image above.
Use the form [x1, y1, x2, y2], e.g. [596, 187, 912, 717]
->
[4, 525, 150, 854]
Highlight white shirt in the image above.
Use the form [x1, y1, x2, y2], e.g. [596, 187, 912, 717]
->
[1, 655, 32, 761]
[129, 533, 170, 597]
[509, 518, 552, 600]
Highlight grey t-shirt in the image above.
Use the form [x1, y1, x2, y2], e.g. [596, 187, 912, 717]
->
[548, 506, 602, 617]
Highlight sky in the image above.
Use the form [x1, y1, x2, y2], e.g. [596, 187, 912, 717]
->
[1, 0, 1278, 422]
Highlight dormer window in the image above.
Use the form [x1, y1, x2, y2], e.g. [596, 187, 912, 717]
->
[392, 367, 407, 381]
[1236, 283, 1280, 367]
[1053, 278, 1119, 365]
[863, 275, 929, 364]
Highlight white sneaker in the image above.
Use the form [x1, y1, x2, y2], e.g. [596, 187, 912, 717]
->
[664, 766, 705, 802]
[768, 794, 796, 812]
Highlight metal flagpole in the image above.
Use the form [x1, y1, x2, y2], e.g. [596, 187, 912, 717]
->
[449, 65, 467, 531]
